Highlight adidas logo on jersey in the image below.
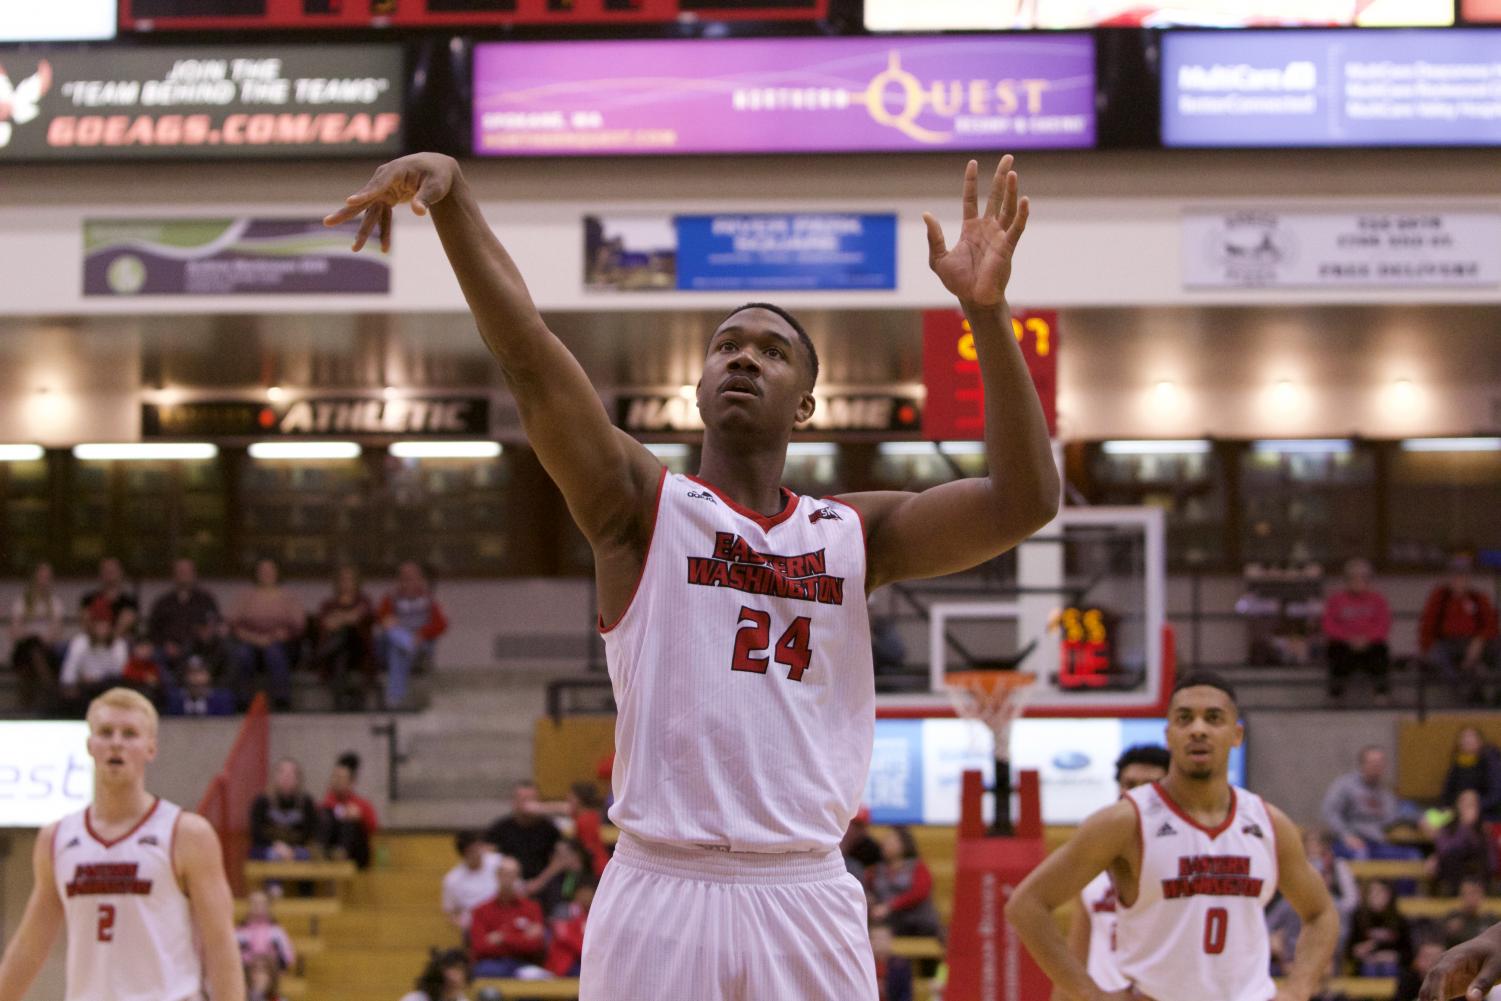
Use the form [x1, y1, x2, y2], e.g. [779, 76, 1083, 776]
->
[1155, 821, 1178, 838]
[62, 837, 81, 850]
[686, 490, 716, 503]
[1241, 823, 1264, 839]
[809, 506, 842, 523]
[139, 835, 159, 846]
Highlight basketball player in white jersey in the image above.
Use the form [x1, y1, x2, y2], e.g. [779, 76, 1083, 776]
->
[1008, 673, 1338, 1001]
[0, 688, 244, 1001]
[1059, 744, 1171, 1000]
[325, 153, 1058, 1000]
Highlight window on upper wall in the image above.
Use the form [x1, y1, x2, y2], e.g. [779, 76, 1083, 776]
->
[1083, 441, 1225, 571]
[1388, 439, 1501, 569]
[1239, 440, 1377, 568]
[67, 457, 226, 576]
[380, 450, 512, 577]
[0, 457, 50, 577]
[238, 454, 375, 576]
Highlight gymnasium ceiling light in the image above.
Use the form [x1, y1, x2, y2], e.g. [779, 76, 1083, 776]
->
[1252, 439, 1353, 455]
[73, 443, 218, 461]
[786, 442, 837, 458]
[1101, 440, 1211, 456]
[645, 443, 690, 460]
[1401, 437, 1501, 452]
[389, 441, 502, 459]
[0, 445, 45, 461]
[248, 442, 361, 460]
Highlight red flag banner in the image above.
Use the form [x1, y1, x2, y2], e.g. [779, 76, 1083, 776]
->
[922, 309, 1058, 440]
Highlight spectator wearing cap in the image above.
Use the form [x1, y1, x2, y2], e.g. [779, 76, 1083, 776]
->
[375, 561, 448, 711]
[1420, 553, 1500, 703]
[166, 656, 236, 716]
[146, 557, 221, 678]
[1322, 557, 1392, 703]
[443, 831, 505, 931]
[228, 557, 304, 712]
[79, 556, 139, 639]
[322, 751, 379, 869]
[57, 602, 128, 712]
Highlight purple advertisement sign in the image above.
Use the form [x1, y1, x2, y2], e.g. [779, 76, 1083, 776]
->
[1163, 29, 1501, 147]
[473, 35, 1096, 156]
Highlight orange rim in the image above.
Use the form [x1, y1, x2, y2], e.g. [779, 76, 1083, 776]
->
[942, 671, 1037, 695]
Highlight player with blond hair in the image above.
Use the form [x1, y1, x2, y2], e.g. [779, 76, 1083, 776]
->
[0, 687, 244, 1001]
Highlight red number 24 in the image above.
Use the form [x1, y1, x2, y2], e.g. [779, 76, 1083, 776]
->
[731, 607, 813, 682]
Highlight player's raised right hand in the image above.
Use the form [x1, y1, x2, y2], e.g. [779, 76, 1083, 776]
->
[323, 152, 461, 254]
[1419, 932, 1501, 1001]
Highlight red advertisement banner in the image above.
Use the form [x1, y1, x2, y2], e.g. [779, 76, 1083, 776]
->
[921, 308, 1058, 440]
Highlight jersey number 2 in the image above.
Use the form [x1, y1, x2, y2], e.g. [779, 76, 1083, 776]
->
[97, 903, 116, 942]
[1202, 906, 1227, 954]
[731, 607, 812, 682]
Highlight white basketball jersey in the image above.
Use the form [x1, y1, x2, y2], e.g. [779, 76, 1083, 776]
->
[1082, 871, 1128, 991]
[52, 798, 204, 1001]
[1115, 783, 1278, 1001]
[603, 471, 874, 853]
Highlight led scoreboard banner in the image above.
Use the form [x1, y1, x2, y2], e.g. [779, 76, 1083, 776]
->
[120, 0, 827, 31]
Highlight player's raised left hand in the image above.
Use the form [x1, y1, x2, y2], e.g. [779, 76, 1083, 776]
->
[923, 156, 1030, 309]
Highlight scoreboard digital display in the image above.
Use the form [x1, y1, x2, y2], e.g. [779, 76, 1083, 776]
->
[120, 0, 827, 31]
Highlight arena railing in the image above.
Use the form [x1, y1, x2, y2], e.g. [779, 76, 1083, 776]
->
[195, 693, 269, 896]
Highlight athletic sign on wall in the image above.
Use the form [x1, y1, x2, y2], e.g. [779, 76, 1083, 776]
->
[1183, 210, 1501, 288]
[616, 393, 921, 434]
[0, 46, 403, 162]
[142, 398, 491, 438]
[84, 218, 389, 296]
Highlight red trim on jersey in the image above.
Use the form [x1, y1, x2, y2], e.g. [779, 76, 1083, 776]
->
[50, 819, 61, 861]
[84, 796, 161, 849]
[1151, 782, 1238, 840]
[599, 466, 668, 635]
[685, 474, 798, 532]
[1118, 794, 1144, 909]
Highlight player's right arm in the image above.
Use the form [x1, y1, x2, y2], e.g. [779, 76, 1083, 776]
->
[324, 155, 662, 610]
[1420, 921, 1501, 1001]
[0, 822, 65, 1001]
[1005, 801, 1145, 1001]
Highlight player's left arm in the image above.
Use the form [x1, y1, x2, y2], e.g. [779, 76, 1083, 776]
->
[837, 158, 1058, 591]
[1268, 805, 1339, 1001]
[174, 813, 247, 1001]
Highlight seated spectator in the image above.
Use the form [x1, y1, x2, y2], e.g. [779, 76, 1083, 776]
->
[1420, 553, 1500, 703]
[1429, 790, 1498, 896]
[1322, 557, 1392, 703]
[1302, 829, 1359, 951]
[166, 656, 237, 717]
[314, 566, 376, 712]
[1266, 892, 1302, 979]
[525, 839, 593, 920]
[80, 556, 139, 639]
[1394, 938, 1447, 1001]
[443, 831, 505, 932]
[468, 857, 546, 978]
[1346, 879, 1413, 977]
[322, 751, 378, 869]
[868, 825, 942, 939]
[251, 758, 323, 861]
[228, 558, 303, 712]
[485, 782, 561, 881]
[870, 920, 915, 1001]
[1442, 876, 1501, 948]
[236, 889, 297, 971]
[1441, 727, 1501, 818]
[245, 954, 286, 1001]
[58, 603, 128, 712]
[1320, 745, 1423, 860]
[9, 562, 64, 714]
[565, 781, 610, 876]
[376, 561, 448, 711]
[147, 557, 221, 677]
[544, 881, 594, 978]
[841, 807, 883, 882]
[121, 637, 167, 707]
[399, 947, 473, 1001]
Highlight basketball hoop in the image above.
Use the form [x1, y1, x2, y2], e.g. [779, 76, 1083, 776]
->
[944, 670, 1036, 836]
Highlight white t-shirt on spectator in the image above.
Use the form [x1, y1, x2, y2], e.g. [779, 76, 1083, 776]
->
[59, 635, 127, 686]
[441, 851, 505, 928]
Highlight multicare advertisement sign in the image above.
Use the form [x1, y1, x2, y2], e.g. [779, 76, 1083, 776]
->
[865, 0, 1452, 28]
[0, 47, 404, 162]
[1162, 29, 1501, 147]
[84, 219, 390, 296]
[473, 35, 1096, 156]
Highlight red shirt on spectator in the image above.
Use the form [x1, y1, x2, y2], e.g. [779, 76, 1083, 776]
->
[573, 808, 610, 875]
[322, 790, 379, 837]
[544, 903, 588, 976]
[1323, 590, 1391, 645]
[469, 895, 545, 962]
[1421, 587, 1500, 652]
[377, 592, 449, 642]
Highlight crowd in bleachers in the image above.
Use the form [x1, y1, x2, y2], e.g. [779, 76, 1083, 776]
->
[5, 555, 448, 717]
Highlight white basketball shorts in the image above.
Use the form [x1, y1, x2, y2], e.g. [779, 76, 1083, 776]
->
[579, 832, 878, 1001]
